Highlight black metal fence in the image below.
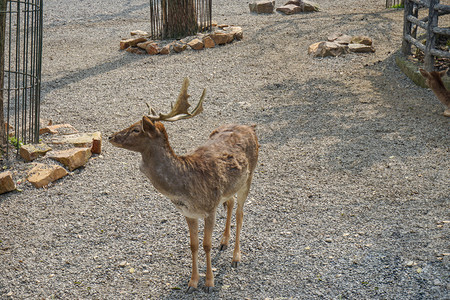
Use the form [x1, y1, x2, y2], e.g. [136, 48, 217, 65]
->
[0, 0, 43, 160]
[149, 0, 212, 39]
[401, 0, 450, 70]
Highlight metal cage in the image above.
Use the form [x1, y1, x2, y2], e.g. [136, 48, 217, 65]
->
[0, 0, 43, 160]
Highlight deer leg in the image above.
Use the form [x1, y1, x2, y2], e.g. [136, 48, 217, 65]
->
[203, 213, 216, 293]
[220, 197, 234, 251]
[185, 217, 199, 294]
[232, 180, 251, 267]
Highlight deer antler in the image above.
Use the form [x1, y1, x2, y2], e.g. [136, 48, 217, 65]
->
[146, 78, 206, 122]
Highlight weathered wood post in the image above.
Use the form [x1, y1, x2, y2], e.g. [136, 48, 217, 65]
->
[402, 0, 413, 56]
[424, 0, 439, 71]
[0, 0, 7, 150]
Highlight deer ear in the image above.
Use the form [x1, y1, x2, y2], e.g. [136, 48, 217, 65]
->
[142, 116, 156, 134]
[439, 68, 448, 78]
[419, 68, 430, 78]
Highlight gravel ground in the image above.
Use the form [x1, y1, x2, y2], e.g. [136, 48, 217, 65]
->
[1, 0, 449, 299]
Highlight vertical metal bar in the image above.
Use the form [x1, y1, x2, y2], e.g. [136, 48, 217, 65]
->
[23, 0, 30, 145]
[15, 0, 21, 154]
[6, 0, 12, 159]
[0, 0, 7, 154]
[35, 0, 42, 143]
[30, 0, 36, 143]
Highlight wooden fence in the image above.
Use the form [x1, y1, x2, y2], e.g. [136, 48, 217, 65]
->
[401, 0, 450, 71]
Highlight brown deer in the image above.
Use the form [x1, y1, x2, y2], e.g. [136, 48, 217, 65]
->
[419, 68, 450, 117]
[109, 78, 259, 293]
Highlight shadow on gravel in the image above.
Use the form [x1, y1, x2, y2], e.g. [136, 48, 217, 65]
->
[41, 54, 147, 97]
[160, 249, 231, 299]
[45, 2, 149, 28]
[247, 59, 448, 175]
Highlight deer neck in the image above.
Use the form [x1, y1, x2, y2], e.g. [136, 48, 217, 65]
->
[139, 140, 187, 199]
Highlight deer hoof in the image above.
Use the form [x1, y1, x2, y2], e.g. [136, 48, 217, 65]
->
[219, 244, 228, 251]
[231, 261, 239, 268]
[186, 286, 197, 294]
[203, 286, 214, 293]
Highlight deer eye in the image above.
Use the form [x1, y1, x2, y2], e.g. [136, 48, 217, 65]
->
[132, 128, 140, 133]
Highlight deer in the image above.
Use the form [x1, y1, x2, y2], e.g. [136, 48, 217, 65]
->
[419, 68, 450, 117]
[109, 78, 259, 293]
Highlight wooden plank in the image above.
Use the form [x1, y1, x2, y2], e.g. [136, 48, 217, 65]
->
[402, 0, 415, 55]
[424, 0, 438, 71]
[406, 15, 427, 29]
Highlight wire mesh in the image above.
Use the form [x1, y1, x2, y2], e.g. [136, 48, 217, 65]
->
[0, 0, 43, 162]
[149, 0, 212, 40]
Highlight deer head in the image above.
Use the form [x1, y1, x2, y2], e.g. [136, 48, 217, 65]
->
[419, 68, 448, 91]
[109, 78, 206, 152]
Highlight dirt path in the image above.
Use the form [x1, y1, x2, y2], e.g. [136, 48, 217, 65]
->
[1, 1, 449, 299]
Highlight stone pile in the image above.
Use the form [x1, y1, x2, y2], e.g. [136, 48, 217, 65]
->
[308, 33, 375, 57]
[249, 0, 319, 14]
[120, 25, 243, 55]
[0, 121, 102, 193]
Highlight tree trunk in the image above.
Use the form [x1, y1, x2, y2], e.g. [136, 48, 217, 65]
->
[162, 0, 197, 39]
[0, 0, 7, 151]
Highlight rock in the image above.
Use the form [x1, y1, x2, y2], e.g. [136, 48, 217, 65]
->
[118, 260, 127, 267]
[130, 30, 148, 36]
[210, 32, 234, 45]
[203, 36, 215, 48]
[159, 44, 171, 55]
[0, 171, 16, 194]
[145, 43, 159, 55]
[188, 38, 204, 50]
[137, 41, 155, 50]
[40, 123, 78, 135]
[51, 132, 102, 147]
[4, 122, 14, 137]
[91, 138, 102, 155]
[328, 32, 344, 42]
[249, 1, 275, 14]
[120, 37, 148, 50]
[277, 0, 319, 14]
[333, 34, 352, 45]
[126, 47, 146, 54]
[348, 43, 375, 53]
[173, 42, 187, 53]
[308, 41, 348, 57]
[228, 26, 244, 40]
[27, 163, 68, 188]
[48, 148, 92, 171]
[300, 0, 320, 12]
[19, 143, 52, 162]
[276, 4, 303, 15]
[351, 35, 373, 46]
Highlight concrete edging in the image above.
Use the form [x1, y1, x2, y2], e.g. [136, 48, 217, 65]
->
[395, 52, 450, 90]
